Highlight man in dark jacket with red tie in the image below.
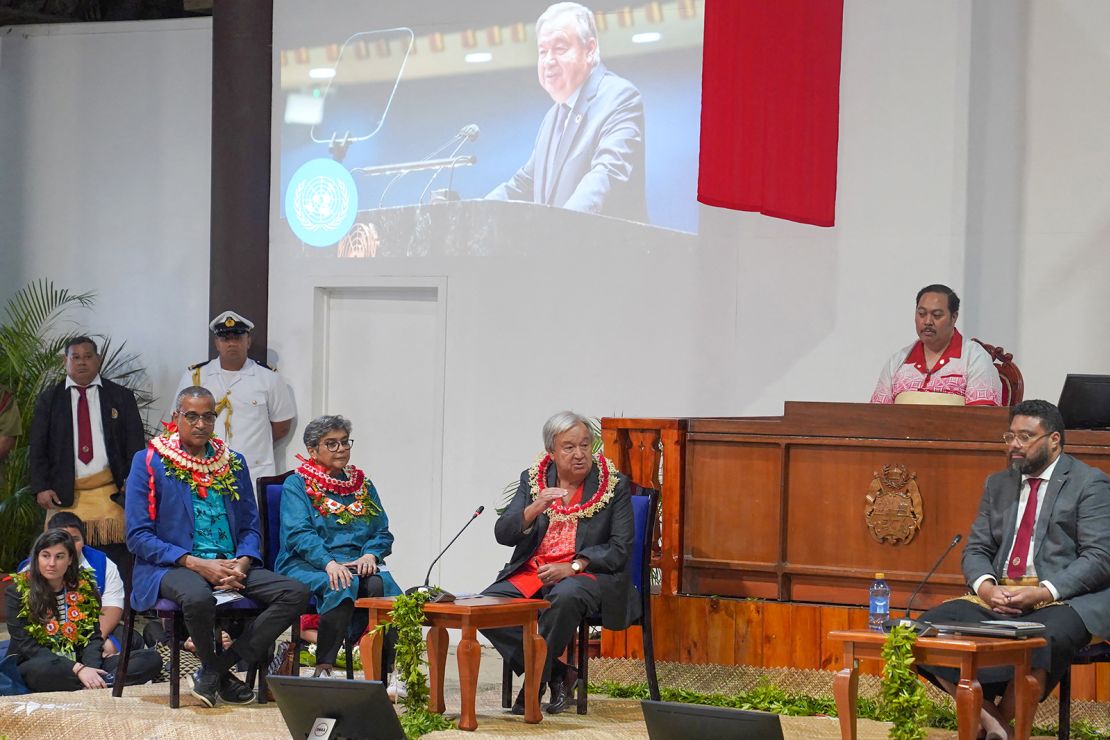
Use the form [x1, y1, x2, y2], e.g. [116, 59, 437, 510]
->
[29, 336, 145, 569]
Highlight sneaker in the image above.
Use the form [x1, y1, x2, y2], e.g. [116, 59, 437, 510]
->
[218, 671, 255, 705]
[190, 667, 220, 708]
[386, 673, 407, 702]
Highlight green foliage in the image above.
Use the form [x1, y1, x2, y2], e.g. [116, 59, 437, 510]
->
[880, 625, 929, 739]
[0, 280, 155, 571]
[375, 591, 454, 738]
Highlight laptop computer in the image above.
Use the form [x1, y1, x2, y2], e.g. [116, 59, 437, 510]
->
[642, 700, 785, 740]
[267, 675, 405, 740]
[929, 620, 1047, 639]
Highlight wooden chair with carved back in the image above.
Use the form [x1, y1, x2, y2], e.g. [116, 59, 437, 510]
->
[972, 338, 1023, 406]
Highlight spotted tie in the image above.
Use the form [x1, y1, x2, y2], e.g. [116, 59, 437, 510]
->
[1006, 478, 1042, 579]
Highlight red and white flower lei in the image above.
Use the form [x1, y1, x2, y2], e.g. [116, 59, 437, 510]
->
[528, 452, 618, 522]
[295, 456, 381, 525]
[144, 426, 240, 520]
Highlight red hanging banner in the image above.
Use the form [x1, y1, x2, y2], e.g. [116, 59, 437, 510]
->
[698, 0, 844, 227]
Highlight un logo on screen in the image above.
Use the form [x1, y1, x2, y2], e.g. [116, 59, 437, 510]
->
[285, 158, 359, 248]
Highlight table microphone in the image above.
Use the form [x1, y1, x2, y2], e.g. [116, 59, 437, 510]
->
[405, 506, 485, 603]
[882, 533, 962, 635]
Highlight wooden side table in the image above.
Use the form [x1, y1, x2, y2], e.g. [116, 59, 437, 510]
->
[357, 596, 549, 732]
[828, 629, 1046, 740]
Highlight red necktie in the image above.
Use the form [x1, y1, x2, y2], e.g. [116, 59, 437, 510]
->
[1006, 478, 1042, 579]
[76, 385, 93, 465]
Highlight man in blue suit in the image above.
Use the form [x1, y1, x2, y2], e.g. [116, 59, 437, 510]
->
[125, 386, 308, 708]
[486, 2, 646, 222]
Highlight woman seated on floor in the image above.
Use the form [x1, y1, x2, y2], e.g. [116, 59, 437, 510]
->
[276, 415, 402, 683]
[5, 529, 162, 692]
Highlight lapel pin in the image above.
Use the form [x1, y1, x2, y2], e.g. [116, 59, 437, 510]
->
[111, 408, 119, 419]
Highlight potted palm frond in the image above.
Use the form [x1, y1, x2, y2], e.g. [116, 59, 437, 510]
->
[0, 280, 155, 593]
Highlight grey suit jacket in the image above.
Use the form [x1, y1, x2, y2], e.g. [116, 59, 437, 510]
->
[487, 63, 646, 223]
[962, 453, 1110, 637]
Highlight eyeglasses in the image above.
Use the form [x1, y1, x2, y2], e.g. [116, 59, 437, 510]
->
[1002, 431, 1049, 446]
[178, 411, 218, 427]
[321, 438, 354, 452]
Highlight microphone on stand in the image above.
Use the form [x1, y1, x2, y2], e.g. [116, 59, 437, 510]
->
[405, 505, 485, 603]
[378, 124, 481, 208]
[421, 124, 481, 204]
[882, 533, 962, 635]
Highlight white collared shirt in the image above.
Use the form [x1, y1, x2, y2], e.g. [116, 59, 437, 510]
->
[173, 359, 295, 480]
[65, 374, 109, 477]
[972, 455, 1062, 599]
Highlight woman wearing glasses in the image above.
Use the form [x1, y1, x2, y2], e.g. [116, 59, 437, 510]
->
[275, 415, 401, 679]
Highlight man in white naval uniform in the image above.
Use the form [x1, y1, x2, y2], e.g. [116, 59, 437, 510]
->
[171, 311, 296, 480]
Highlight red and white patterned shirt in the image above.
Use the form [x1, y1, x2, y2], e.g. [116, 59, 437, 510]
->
[870, 330, 1001, 406]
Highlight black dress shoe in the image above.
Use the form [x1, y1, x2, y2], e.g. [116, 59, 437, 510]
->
[546, 680, 570, 715]
[510, 684, 546, 716]
[190, 667, 220, 708]
[218, 671, 255, 704]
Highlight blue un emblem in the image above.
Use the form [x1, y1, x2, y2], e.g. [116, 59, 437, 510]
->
[285, 158, 359, 248]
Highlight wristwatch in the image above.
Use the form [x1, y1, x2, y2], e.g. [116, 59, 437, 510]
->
[570, 560, 583, 573]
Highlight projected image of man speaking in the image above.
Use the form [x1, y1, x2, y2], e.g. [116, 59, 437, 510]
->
[486, 2, 646, 223]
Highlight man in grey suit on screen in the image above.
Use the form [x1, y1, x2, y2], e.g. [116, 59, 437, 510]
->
[486, 2, 646, 223]
[916, 399, 1110, 739]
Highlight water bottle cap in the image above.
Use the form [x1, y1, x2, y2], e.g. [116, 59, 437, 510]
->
[875, 572, 885, 579]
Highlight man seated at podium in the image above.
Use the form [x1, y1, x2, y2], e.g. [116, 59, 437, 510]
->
[480, 411, 639, 715]
[870, 284, 1001, 406]
[916, 400, 1110, 739]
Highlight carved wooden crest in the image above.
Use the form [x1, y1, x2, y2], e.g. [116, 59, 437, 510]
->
[864, 464, 924, 545]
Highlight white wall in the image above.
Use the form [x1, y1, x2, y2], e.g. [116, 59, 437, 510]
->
[0, 19, 212, 419]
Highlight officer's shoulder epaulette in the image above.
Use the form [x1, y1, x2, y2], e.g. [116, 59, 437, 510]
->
[261, 362, 278, 372]
[188, 359, 212, 371]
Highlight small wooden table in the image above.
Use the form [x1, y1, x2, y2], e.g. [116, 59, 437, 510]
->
[828, 629, 1046, 740]
[357, 596, 549, 732]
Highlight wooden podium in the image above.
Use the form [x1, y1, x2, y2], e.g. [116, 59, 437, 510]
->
[600, 403, 1110, 699]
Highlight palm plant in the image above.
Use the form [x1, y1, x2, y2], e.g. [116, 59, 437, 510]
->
[0, 280, 154, 571]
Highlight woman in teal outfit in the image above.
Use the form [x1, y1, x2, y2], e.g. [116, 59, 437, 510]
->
[275, 415, 401, 677]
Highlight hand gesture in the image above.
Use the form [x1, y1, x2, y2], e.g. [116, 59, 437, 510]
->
[77, 665, 109, 689]
[189, 557, 241, 588]
[537, 562, 574, 586]
[36, 489, 62, 509]
[325, 560, 353, 591]
[342, 554, 378, 577]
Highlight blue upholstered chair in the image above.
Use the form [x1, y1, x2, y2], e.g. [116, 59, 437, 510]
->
[256, 471, 355, 679]
[501, 485, 662, 714]
[111, 557, 270, 707]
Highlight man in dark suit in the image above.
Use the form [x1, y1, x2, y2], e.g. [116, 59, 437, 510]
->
[917, 399, 1110, 738]
[481, 411, 639, 715]
[30, 336, 145, 568]
[486, 2, 646, 222]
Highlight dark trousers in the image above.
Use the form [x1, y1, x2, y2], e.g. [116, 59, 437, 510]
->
[316, 575, 390, 666]
[480, 576, 602, 683]
[917, 598, 1090, 700]
[159, 566, 310, 672]
[19, 650, 162, 693]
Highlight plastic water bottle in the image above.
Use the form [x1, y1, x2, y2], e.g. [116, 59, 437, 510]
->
[868, 573, 891, 631]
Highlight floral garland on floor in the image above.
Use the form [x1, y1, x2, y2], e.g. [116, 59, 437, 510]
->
[527, 452, 619, 521]
[12, 569, 99, 660]
[145, 426, 241, 519]
[295, 456, 382, 525]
